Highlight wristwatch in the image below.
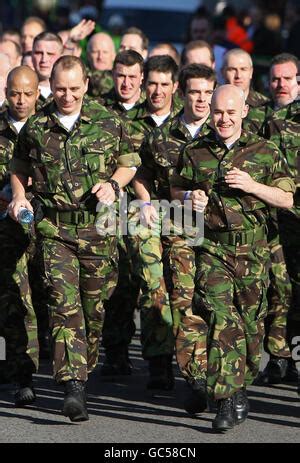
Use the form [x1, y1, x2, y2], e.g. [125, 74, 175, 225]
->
[107, 178, 120, 198]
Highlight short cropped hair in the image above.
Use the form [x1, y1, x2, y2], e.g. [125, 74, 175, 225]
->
[33, 32, 63, 53]
[122, 27, 149, 52]
[51, 55, 87, 82]
[113, 50, 144, 73]
[179, 63, 217, 94]
[270, 53, 299, 69]
[181, 40, 215, 66]
[144, 55, 178, 83]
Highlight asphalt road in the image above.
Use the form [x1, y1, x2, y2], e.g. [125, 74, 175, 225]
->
[0, 329, 299, 445]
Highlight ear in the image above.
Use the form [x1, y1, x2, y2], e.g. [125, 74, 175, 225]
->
[172, 81, 179, 94]
[242, 103, 249, 119]
[84, 77, 89, 93]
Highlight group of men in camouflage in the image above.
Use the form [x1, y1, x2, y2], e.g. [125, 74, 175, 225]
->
[0, 20, 298, 431]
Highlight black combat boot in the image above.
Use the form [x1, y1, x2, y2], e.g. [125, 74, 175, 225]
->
[234, 388, 249, 424]
[63, 380, 89, 422]
[183, 378, 207, 415]
[212, 397, 236, 432]
[257, 356, 288, 384]
[147, 354, 174, 391]
[100, 345, 132, 376]
[15, 381, 36, 407]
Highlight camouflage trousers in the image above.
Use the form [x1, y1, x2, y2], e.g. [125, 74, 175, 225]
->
[37, 217, 118, 383]
[193, 237, 270, 400]
[0, 218, 38, 384]
[127, 205, 204, 366]
[127, 214, 174, 359]
[28, 236, 50, 350]
[161, 235, 208, 381]
[265, 234, 292, 358]
[102, 234, 139, 353]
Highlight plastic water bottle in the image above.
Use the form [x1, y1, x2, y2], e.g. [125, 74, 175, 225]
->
[0, 184, 12, 220]
[17, 207, 34, 225]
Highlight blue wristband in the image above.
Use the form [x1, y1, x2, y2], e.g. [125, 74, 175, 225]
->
[141, 201, 151, 208]
[183, 190, 192, 201]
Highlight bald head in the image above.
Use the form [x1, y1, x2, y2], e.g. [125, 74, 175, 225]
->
[7, 65, 39, 90]
[222, 49, 253, 95]
[87, 33, 116, 71]
[211, 84, 248, 145]
[6, 65, 40, 121]
[212, 84, 245, 107]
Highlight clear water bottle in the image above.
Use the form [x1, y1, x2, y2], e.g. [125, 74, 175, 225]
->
[0, 184, 12, 220]
[17, 207, 34, 225]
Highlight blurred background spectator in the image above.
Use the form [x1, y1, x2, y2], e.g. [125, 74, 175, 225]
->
[0, 0, 294, 96]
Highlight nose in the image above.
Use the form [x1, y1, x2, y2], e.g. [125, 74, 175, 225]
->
[197, 92, 205, 102]
[277, 78, 285, 88]
[40, 52, 47, 62]
[124, 76, 130, 86]
[221, 112, 229, 123]
[18, 93, 25, 104]
[64, 89, 72, 101]
[235, 69, 241, 79]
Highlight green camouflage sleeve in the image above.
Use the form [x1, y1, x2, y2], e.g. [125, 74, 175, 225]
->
[267, 141, 296, 193]
[169, 149, 195, 190]
[116, 121, 141, 168]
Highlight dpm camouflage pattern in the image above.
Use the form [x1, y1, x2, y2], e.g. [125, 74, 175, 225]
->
[0, 111, 38, 384]
[171, 129, 295, 398]
[11, 98, 140, 382]
[137, 115, 210, 370]
[264, 100, 300, 342]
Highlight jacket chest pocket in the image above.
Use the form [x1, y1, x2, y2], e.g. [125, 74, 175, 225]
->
[29, 148, 61, 193]
[280, 133, 300, 176]
[83, 148, 109, 185]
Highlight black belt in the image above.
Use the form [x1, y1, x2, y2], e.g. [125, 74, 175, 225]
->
[204, 225, 266, 245]
[44, 208, 96, 225]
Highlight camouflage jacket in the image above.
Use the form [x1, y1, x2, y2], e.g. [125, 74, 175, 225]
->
[262, 100, 300, 235]
[243, 97, 297, 137]
[138, 112, 211, 201]
[10, 97, 140, 212]
[171, 129, 295, 232]
[100, 88, 146, 117]
[36, 92, 53, 112]
[87, 69, 114, 99]
[263, 100, 300, 180]
[0, 109, 18, 189]
[243, 89, 270, 134]
[126, 97, 183, 152]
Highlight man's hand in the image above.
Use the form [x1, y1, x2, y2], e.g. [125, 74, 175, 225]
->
[8, 196, 33, 222]
[92, 182, 115, 205]
[225, 167, 257, 193]
[69, 19, 96, 42]
[140, 203, 158, 227]
[191, 189, 208, 212]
